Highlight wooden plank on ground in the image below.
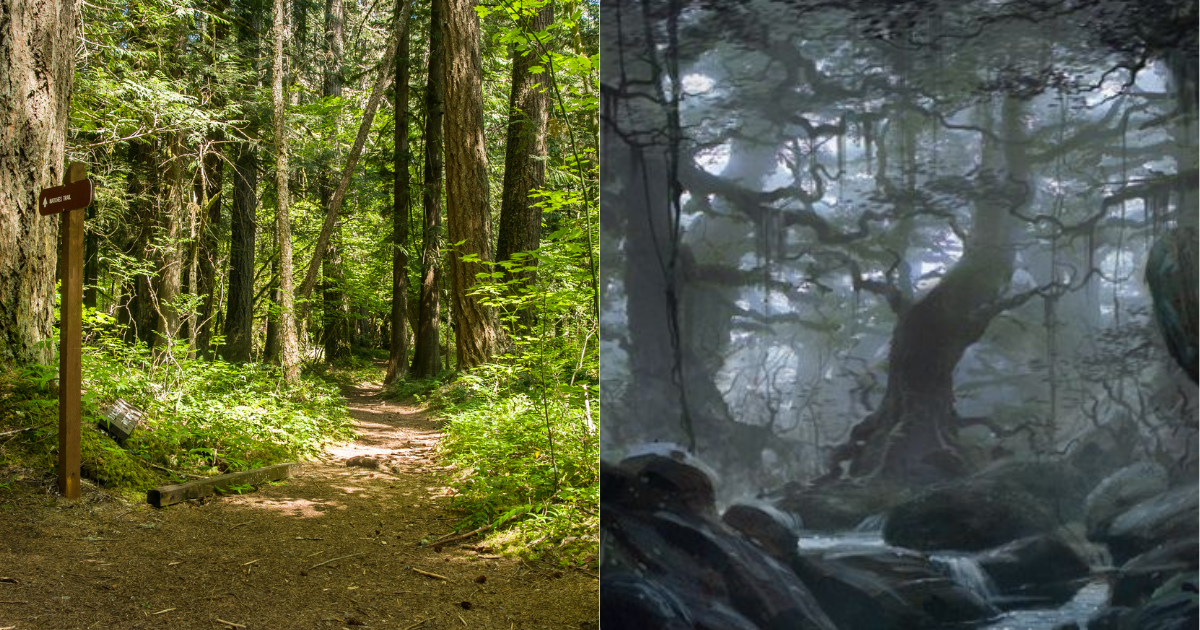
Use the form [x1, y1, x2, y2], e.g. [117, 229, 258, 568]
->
[147, 463, 298, 508]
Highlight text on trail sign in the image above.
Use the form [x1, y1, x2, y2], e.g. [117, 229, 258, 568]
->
[38, 178, 93, 215]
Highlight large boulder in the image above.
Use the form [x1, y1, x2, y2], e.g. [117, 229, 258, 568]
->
[602, 451, 838, 630]
[972, 459, 1093, 522]
[1085, 462, 1170, 540]
[600, 573, 695, 630]
[1101, 484, 1198, 565]
[883, 481, 1057, 551]
[619, 446, 720, 517]
[973, 535, 1090, 608]
[1116, 576, 1198, 630]
[722, 501, 800, 560]
[772, 479, 908, 531]
[790, 545, 996, 630]
[1111, 540, 1198, 607]
[1086, 576, 1199, 630]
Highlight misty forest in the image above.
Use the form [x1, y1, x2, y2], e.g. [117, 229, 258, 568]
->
[600, 1, 1198, 629]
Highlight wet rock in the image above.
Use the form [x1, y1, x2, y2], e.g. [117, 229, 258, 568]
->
[1111, 541, 1198, 607]
[599, 573, 694, 630]
[972, 459, 1092, 522]
[772, 480, 906, 531]
[1101, 484, 1198, 565]
[790, 545, 995, 630]
[1113, 575, 1199, 630]
[974, 535, 1090, 608]
[883, 481, 1056, 551]
[1086, 577, 1199, 630]
[620, 446, 719, 517]
[1085, 606, 1130, 630]
[1085, 462, 1169, 541]
[602, 449, 837, 630]
[721, 501, 800, 559]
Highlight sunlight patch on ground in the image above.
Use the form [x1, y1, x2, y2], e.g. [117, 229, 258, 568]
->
[230, 497, 341, 518]
[323, 443, 394, 459]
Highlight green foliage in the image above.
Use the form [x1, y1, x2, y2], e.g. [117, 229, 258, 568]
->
[0, 319, 354, 492]
[436, 389, 598, 564]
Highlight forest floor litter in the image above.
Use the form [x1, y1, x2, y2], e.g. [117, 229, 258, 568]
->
[0, 376, 598, 629]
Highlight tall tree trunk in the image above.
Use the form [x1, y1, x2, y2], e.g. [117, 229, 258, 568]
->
[152, 29, 191, 356]
[264, 257, 281, 363]
[0, 0, 76, 367]
[152, 131, 186, 355]
[272, 0, 301, 382]
[410, 0, 445, 378]
[440, 0, 498, 370]
[602, 0, 682, 449]
[195, 148, 223, 358]
[221, 0, 261, 362]
[195, 0, 229, 359]
[121, 140, 159, 348]
[320, 0, 351, 362]
[384, 2, 412, 385]
[823, 97, 1028, 485]
[322, 233, 351, 360]
[495, 1, 553, 334]
[223, 142, 258, 362]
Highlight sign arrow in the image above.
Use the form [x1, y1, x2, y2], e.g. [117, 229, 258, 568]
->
[38, 178, 93, 216]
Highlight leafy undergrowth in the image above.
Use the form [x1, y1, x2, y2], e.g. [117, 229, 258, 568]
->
[389, 372, 599, 567]
[0, 328, 354, 497]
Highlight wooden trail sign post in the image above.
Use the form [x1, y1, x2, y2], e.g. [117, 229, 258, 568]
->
[42, 162, 92, 499]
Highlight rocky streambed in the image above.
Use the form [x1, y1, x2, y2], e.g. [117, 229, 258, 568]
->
[600, 446, 1197, 630]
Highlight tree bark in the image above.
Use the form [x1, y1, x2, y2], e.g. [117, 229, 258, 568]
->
[272, 0, 301, 382]
[223, 142, 258, 362]
[321, 234, 351, 360]
[319, 0, 350, 362]
[121, 140, 159, 348]
[194, 148, 223, 358]
[221, 0, 262, 363]
[264, 262, 281, 363]
[495, 1, 553, 334]
[410, 0, 445, 379]
[152, 130, 187, 354]
[0, 0, 77, 366]
[195, 0, 229, 359]
[441, 0, 499, 370]
[384, 3, 412, 385]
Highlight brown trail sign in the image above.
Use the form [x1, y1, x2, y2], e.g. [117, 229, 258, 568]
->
[47, 162, 91, 499]
[38, 177, 93, 216]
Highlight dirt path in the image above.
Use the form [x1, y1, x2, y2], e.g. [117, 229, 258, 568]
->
[0, 378, 598, 630]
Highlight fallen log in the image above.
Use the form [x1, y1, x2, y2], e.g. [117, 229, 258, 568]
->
[147, 462, 298, 508]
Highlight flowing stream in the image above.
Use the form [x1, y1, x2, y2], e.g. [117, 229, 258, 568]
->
[798, 528, 1109, 629]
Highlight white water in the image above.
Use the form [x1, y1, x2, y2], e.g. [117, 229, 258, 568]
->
[854, 512, 887, 532]
[931, 554, 1000, 602]
[981, 581, 1110, 630]
[798, 532, 1110, 629]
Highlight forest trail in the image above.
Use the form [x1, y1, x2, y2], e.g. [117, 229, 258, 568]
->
[0, 375, 599, 630]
